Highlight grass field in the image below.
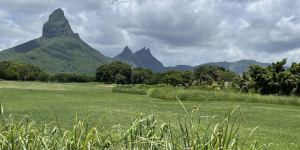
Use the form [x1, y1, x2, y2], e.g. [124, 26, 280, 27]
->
[0, 81, 299, 149]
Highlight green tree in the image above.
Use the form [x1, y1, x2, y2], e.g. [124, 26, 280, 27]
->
[145, 73, 164, 85]
[96, 61, 131, 84]
[115, 74, 126, 85]
[249, 59, 291, 95]
[232, 72, 255, 93]
[160, 70, 193, 86]
[217, 70, 236, 82]
[130, 67, 152, 84]
[193, 65, 221, 85]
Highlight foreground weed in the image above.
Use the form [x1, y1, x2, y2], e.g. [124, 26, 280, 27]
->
[0, 103, 268, 149]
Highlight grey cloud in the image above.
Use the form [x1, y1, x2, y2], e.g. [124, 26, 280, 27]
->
[119, 0, 220, 47]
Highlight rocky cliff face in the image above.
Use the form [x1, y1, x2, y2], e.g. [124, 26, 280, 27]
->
[42, 8, 76, 38]
[115, 46, 134, 61]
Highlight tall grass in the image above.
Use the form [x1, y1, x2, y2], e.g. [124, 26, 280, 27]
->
[113, 86, 300, 106]
[112, 85, 148, 95]
[0, 103, 267, 149]
[148, 87, 300, 106]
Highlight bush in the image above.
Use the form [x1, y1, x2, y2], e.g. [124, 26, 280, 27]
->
[37, 72, 51, 82]
[96, 61, 131, 84]
[51, 73, 94, 83]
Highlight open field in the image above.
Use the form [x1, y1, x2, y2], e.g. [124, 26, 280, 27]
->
[0, 81, 299, 149]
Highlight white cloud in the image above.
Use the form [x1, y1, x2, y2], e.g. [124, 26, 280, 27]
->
[270, 15, 300, 42]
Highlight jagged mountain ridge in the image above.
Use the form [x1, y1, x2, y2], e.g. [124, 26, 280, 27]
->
[113, 47, 273, 74]
[0, 8, 111, 74]
[114, 46, 165, 72]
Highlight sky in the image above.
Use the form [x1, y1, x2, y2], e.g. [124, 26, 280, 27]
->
[1, 0, 300, 67]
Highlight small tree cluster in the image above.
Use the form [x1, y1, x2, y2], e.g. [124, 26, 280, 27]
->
[248, 59, 300, 95]
[0, 61, 96, 83]
[146, 70, 193, 86]
[96, 61, 132, 84]
[131, 67, 153, 84]
[0, 61, 48, 81]
[193, 65, 236, 85]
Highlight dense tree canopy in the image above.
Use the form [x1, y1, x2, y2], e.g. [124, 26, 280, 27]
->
[96, 61, 131, 84]
[131, 67, 152, 84]
[0, 61, 95, 83]
[248, 59, 300, 95]
[161, 70, 193, 86]
[0, 61, 47, 81]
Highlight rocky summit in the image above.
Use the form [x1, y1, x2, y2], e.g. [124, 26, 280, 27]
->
[0, 8, 111, 74]
[114, 46, 165, 72]
[42, 8, 76, 38]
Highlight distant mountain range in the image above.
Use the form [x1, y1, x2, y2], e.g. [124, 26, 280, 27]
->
[114, 46, 271, 74]
[165, 65, 194, 71]
[166, 60, 272, 74]
[0, 8, 276, 74]
[200, 60, 271, 74]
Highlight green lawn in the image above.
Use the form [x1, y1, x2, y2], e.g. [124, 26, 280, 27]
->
[0, 81, 299, 149]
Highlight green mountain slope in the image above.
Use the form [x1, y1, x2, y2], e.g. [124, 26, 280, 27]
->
[0, 8, 111, 74]
[165, 65, 194, 71]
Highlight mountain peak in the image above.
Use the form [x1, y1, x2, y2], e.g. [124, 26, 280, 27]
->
[49, 8, 65, 20]
[135, 47, 152, 56]
[114, 47, 165, 72]
[123, 46, 133, 53]
[42, 8, 75, 38]
[114, 46, 134, 60]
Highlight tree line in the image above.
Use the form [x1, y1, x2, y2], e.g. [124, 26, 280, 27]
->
[0, 61, 94, 82]
[0, 61, 236, 85]
[2, 59, 299, 96]
[95, 61, 236, 86]
[96, 60, 300, 96]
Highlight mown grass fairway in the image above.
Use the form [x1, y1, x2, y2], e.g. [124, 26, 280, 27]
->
[0, 81, 299, 149]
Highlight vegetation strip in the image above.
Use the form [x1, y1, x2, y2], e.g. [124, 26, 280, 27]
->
[113, 86, 300, 106]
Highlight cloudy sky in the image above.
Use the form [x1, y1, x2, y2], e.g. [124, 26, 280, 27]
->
[1, 0, 300, 66]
